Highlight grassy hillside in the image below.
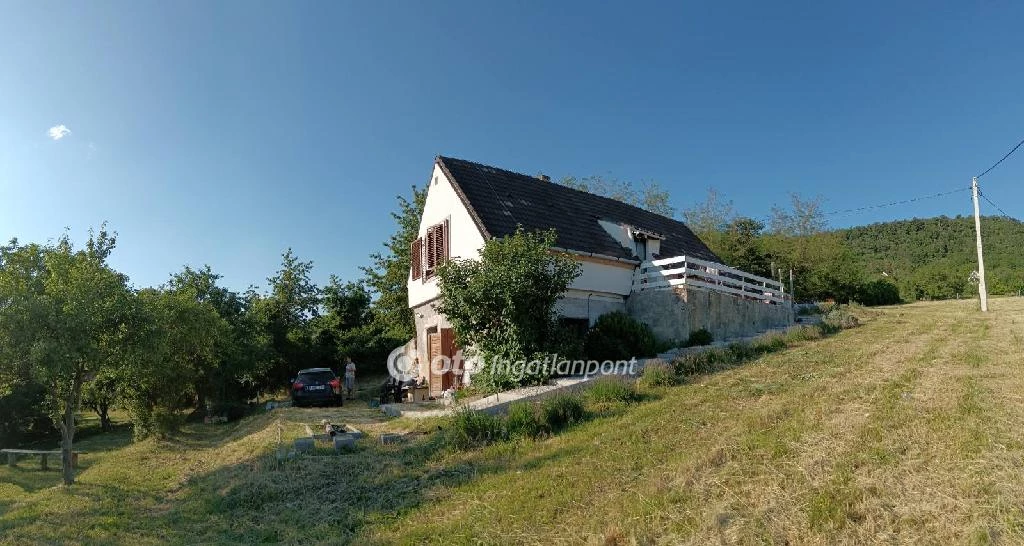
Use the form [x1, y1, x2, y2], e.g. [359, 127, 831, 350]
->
[840, 215, 1024, 300]
[3, 299, 1024, 544]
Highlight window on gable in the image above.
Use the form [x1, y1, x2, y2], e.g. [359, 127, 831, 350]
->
[422, 219, 450, 281]
[634, 238, 647, 260]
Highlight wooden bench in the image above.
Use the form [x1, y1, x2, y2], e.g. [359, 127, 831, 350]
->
[1, 449, 80, 470]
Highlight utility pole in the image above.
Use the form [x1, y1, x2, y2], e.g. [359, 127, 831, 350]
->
[971, 176, 989, 312]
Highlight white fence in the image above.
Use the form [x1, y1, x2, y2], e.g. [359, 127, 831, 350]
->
[632, 255, 789, 305]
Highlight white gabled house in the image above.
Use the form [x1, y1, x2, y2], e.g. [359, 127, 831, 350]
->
[407, 156, 791, 396]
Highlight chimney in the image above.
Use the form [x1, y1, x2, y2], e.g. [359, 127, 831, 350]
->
[537, 173, 551, 182]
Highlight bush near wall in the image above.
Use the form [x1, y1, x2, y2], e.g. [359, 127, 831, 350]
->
[584, 312, 657, 361]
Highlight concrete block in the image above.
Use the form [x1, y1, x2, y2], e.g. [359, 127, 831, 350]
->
[293, 438, 314, 453]
[379, 433, 402, 445]
[333, 434, 356, 452]
[342, 425, 364, 439]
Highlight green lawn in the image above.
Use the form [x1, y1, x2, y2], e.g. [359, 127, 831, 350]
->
[3, 299, 1024, 544]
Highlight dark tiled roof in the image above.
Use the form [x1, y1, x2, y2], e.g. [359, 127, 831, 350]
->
[436, 156, 721, 263]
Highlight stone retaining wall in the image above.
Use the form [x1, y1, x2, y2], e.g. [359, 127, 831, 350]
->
[626, 285, 793, 343]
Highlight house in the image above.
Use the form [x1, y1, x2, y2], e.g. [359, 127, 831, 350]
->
[406, 156, 792, 395]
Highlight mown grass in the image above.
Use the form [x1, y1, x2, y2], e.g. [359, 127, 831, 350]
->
[4, 299, 1024, 544]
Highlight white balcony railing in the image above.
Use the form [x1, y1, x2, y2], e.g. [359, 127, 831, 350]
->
[632, 255, 788, 305]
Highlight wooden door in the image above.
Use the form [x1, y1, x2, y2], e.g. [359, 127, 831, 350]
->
[440, 328, 461, 390]
[428, 332, 443, 397]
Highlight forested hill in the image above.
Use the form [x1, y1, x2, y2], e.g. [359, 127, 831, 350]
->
[837, 215, 1024, 300]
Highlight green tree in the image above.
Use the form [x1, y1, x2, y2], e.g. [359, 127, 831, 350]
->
[166, 266, 267, 411]
[121, 287, 229, 438]
[718, 217, 771, 277]
[258, 249, 321, 386]
[81, 369, 118, 432]
[769, 193, 827, 236]
[322, 277, 371, 330]
[682, 188, 736, 257]
[0, 228, 134, 485]
[436, 228, 581, 392]
[682, 188, 736, 236]
[310, 277, 377, 370]
[362, 186, 427, 343]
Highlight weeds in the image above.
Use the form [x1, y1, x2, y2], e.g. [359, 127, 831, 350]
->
[586, 376, 641, 405]
[540, 393, 586, 432]
[440, 408, 505, 450]
[639, 360, 678, 387]
[505, 402, 543, 439]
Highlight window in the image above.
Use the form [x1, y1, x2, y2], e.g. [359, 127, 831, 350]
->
[424, 219, 449, 279]
[634, 238, 647, 260]
[411, 219, 449, 281]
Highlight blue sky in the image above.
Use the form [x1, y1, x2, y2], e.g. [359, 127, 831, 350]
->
[2, 1, 1022, 292]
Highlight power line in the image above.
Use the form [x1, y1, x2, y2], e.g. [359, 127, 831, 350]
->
[979, 190, 1013, 219]
[824, 187, 971, 217]
[977, 137, 1024, 178]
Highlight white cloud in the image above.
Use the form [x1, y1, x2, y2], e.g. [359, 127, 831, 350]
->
[47, 124, 71, 140]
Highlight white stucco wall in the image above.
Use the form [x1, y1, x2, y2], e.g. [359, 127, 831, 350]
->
[556, 289, 626, 325]
[569, 259, 635, 296]
[408, 164, 488, 308]
[407, 163, 640, 308]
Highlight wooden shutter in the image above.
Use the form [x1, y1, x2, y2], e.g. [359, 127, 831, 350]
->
[410, 238, 422, 280]
[440, 327, 456, 358]
[441, 219, 450, 264]
[424, 226, 436, 278]
[440, 328, 461, 390]
[421, 220, 450, 280]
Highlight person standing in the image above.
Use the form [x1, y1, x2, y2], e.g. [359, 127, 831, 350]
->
[343, 357, 356, 399]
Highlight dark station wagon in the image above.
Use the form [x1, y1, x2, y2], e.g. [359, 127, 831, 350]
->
[290, 368, 343, 407]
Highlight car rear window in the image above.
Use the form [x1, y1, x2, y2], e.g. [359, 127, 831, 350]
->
[298, 370, 335, 383]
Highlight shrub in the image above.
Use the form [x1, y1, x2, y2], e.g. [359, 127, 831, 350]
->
[586, 376, 640, 404]
[784, 324, 824, 342]
[550, 319, 587, 361]
[441, 408, 505, 450]
[0, 381, 52, 448]
[683, 328, 714, 347]
[726, 341, 754, 361]
[639, 360, 677, 387]
[853, 279, 901, 306]
[505, 402, 543, 439]
[751, 332, 787, 354]
[674, 346, 737, 376]
[584, 312, 657, 361]
[796, 304, 823, 316]
[540, 394, 586, 432]
[822, 305, 860, 332]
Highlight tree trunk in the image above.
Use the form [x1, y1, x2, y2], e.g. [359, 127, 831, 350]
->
[99, 401, 111, 432]
[60, 374, 83, 486]
[60, 401, 76, 485]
